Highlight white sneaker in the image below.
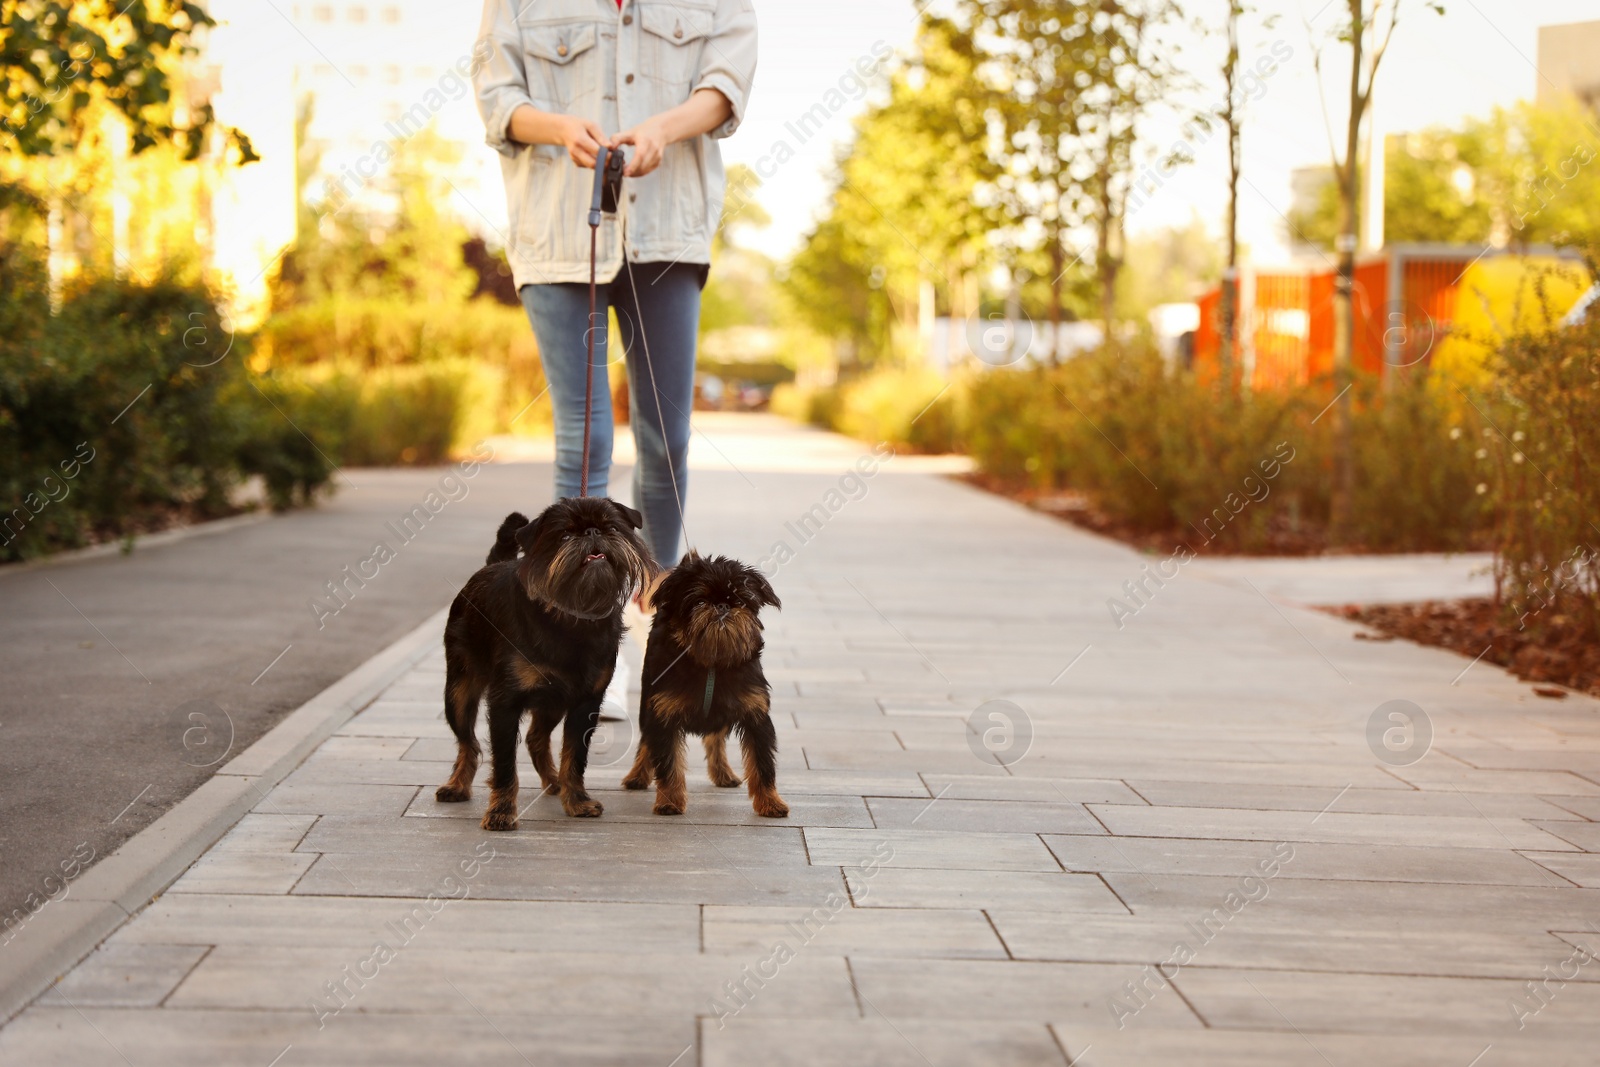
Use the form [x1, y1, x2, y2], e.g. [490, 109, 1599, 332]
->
[600, 649, 629, 721]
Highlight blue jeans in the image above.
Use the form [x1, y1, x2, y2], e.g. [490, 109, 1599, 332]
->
[519, 262, 704, 565]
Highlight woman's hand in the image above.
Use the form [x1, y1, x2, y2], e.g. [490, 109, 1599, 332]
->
[556, 114, 611, 169]
[614, 90, 732, 177]
[614, 116, 669, 177]
[507, 105, 611, 168]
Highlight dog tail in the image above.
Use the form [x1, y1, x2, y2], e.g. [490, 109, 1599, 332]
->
[486, 512, 529, 565]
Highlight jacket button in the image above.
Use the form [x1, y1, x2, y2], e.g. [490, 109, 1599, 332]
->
[625, 73, 634, 83]
[673, 23, 683, 38]
[556, 43, 568, 56]
[629, 193, 637, 202]
[623, 13, 632, 24]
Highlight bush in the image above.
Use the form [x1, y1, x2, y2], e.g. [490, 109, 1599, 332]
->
[256, 360, 508, 470]
[960, 346, 1489, 553]
[1343, 374, 1486, 552]
[834, 365, 959, 452]
[1481, 303, 1600, 639]
[0, 249, 334, 560]
[257, 298, 549, 442]
[772, 366, 961, 453]
[963, 349, 1299, 547]
[771, 380, 842, 428]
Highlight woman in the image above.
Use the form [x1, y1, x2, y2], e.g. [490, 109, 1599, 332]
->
[473, 0, 758, 573]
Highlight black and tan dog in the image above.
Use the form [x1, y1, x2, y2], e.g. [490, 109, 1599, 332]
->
[436, 499, 655, 830]
[623, 552, 788, 818]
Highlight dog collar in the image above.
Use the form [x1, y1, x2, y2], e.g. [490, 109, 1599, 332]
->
[701, 667, 716, 715]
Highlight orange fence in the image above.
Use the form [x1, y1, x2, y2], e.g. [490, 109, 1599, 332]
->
[1192, 244, 1584, 390]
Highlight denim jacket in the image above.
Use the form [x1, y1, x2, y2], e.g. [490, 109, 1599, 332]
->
[474, 0, 758, 288]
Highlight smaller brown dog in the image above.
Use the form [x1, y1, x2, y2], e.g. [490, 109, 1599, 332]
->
[623, 552, 788, 817]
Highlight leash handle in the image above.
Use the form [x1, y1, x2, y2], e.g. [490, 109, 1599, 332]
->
[588, 146, 609, 228]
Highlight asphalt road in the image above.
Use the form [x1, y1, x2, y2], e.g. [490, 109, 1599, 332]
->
[0, 461, 562, 922]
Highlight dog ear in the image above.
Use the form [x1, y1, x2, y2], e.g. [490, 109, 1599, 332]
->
[743, 570, 781, 611]
[608, 500, 645, 530]
[513, 511, 543, 552]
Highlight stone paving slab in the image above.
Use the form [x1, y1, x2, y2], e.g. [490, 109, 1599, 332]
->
[1123, 779, 1585, 820]
[704, 1019, 1068, 1067]
[1055, 1029, 1597, 1067]
[0, 1008, 695, 1067]
[702, 904, 1007, 959]
[6, 415, 1600, 1064]
[990, 911, 1589, 978]
[1044, 834, 1575, 887]
[1523, 851, 1600, 887]
[1172, 966, 1600, 1036]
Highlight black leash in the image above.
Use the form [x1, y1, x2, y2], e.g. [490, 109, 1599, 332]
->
[582, 146, 627, 497]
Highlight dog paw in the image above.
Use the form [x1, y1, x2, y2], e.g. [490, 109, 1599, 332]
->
[621, 772, 652, 790]
[435, 784, 471, 803]
[652, 800, 685, 816]
[481, 810, 518, 831]
[563, 797, 604, 818]
[753, 796, 790, 818]
[708, 770, 743, 788]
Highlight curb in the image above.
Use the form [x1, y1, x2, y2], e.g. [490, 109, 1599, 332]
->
[0, 606, 448, 1025]
[0, 511, 272, 581]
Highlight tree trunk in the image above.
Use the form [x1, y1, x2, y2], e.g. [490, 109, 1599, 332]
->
[1330, 0, 1364, 536]
[1219, 4, 1240, 387]
[1220, 133, 1239, 389]
[1049, 214, 1064, 367]
[1098, 175, 1116, 340]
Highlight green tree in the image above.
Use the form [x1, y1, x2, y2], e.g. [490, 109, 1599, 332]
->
[272, 127, 474, 308]
[1, 0, 253, 160]
[1463, 100, 1600, 255]
[1383, 130, 1490, 243]
[787, 15, 996, 366]
[956, 0, 1183, 333]
[701, 163, 776, 335]
[1288, 102, 1600, 256]
[1114, 215, 1221, 325]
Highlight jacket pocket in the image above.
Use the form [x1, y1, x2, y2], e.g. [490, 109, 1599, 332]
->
[517, 21, 600, 105]
[637, 3, 714, 90]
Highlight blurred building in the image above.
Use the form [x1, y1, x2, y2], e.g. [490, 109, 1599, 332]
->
[1536, 20, 1600, 110]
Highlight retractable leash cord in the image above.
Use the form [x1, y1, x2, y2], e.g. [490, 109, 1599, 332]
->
[581, 144, 691, 554]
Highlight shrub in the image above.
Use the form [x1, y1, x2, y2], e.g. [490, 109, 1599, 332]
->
[257, 298, 550, 440]
[256, 360, 507, 470]
[0, 253, 335, 559]
[959, 345, 1489, 553]
[1481, 302, 1600, 638]
[1344, 373, 1486, 552]
[773, 366, 960, 453]
[963, 349, 1299, 548]
[833, 365, 959, 452]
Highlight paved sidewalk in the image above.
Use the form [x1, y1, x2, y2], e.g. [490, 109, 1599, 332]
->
[1190, 552, 1495, 606]
[4, 415, 1599, 1066]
